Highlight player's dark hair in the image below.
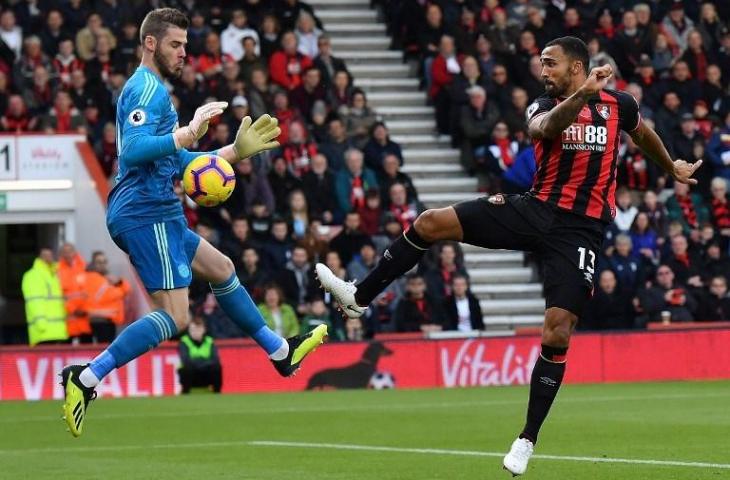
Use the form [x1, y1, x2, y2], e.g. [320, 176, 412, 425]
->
[545, 36, 589, 75]
[140, 8, 189, 44]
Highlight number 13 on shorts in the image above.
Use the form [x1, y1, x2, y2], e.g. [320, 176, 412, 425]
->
[577, 246, 595, 284]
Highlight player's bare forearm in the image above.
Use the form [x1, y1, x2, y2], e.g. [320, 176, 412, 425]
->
[629, 122, 674, 175]
[528, 89, 591, 139]
[217, 145, 240, 163]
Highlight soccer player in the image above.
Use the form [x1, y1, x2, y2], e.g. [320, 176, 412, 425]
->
[61, 8, 327, 437]
[316, 37, 701, 476]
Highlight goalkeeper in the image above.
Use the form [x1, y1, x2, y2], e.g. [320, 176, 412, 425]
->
[60, 8, 327, 438]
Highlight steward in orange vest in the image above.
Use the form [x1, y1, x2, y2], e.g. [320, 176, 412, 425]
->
[84, 251, 131, 343]
[58, 243, 91, 341]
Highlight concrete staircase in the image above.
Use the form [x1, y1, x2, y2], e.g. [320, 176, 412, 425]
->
[313, 0, 544, 330]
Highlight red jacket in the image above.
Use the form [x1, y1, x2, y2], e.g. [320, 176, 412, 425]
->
[429, 54, 460, 99]
[269, 50, 313, 90]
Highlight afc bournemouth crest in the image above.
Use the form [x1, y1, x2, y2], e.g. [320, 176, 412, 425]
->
[487, 194, 505, 205]
[595, 104, 611, 120]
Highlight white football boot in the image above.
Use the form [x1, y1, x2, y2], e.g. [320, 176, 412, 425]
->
[315, 263, 367, 319]
[503, 437, 534, 476]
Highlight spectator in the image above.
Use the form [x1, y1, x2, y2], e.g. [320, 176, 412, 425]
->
[666, 182, 710, 237]
[604, 233, 646, 297]
[213, 60, 245, 104]
[221, 216, 260, 267]
[430, 34, 460, 134]
[298, 219, 330, 263]
[247, 68, 274, 120]
[249, 200, 273, 242]
[239, 36, 265, 86]
[707, 112, 730, 184]
[264, 218, 295, 270]
[280, 120, 317, 177]
[178, 318, 222, 394]
[22, 247, 69, 346]
[334, 148, 378, 215]
[425, 242, 469, 305]
[663, 61, 701, 112]
[226, 156, 275, 217]
[83, 251, 130, 343]
[580, 270, 634, 331]
[275, 0, 322, 32]
[708, 177, 730, 246]
[268, 156, 303, 214]
[116, 21, 139, 73]
[654, 91, 683, 146]
[186, 10, 212, 57]
[634, 54, 661, 110]
[618, 134, 659, 192]
[448, 55, 490, 140]
[459, 85, 500, 174]
[269, 30, 313, 91]
[53, 39, 84, 90]
[295, 11, 322, 59]
[192, 32, 233, 89]
[40, 9, 70, 58]
[614, 187, 639, 232]
[487, 63, 513, 112]
[672, 113, 704, 165]
[94, 122, 117, 178]
[347, 241, 378, 283]
[173, 65, 208, 125]
[696, 2, 725, 53]
[14, 36, 52, 92]
[340, 89, 378, 149]
[41, 90, 86, 134]
[278, 246, 317, 313]
[630, 212, 660, 262]
[661, 1, 694, 54]
[639, 190, 668, 236]
[84, 34, 117, 89]
[74, 12, 116, 62]
[502, 87, 529, 139]
[327, 69, 352, 111]
[479, 121, 519, 192]
[356, 188, 383, 236]
[394, 273, 444, 333]
[502, 145, 537, 194]
[319, 117, 354, 172]
[587, 37, 621, 81]
[702, 241, 730, 284]
[313, 34, 347, 89]
[289, 66, 326, 123]
[330, 211, 370, 266]
[301, 153, 336, 224]
[443, 274, 484, 332]
[613, 10, 651, 78]
[387, 181, 423, 231]
[258, 284, 299, 337]
[221, 9, 259, 61]
[651, 33, 674, 76]
[484, 7, 519, 58]
[363, 122, 403, 175]
[286, 189, 310, 239]
[379, 153, 418, 205]
[0, 10, 22, 58]
[474, 33, 497, 81]
[1, 94, 37, 132]
[638, 264, 697, 324]
[237, 247, 270, 300]
[664, 234, 704, 289]
[680, 30, 717, 83]
[55, 243, 90, 344]
[258, 14, 281, 60]
[697, 275, 730, 321]
[302, 297, 342, 340]
[271, 89, 302, 145]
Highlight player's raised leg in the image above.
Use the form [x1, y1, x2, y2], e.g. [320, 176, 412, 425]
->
[191, 235, 327, 377]
[316, 206, 464, 317]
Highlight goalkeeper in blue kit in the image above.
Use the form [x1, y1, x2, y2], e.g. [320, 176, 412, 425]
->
[60, 8, 327, 437]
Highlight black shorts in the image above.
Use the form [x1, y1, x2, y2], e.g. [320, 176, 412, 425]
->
[453, 193, 605, 315]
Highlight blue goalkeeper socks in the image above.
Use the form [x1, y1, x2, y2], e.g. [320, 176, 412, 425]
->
[85, 310, 178, 385]
[211, 272, 285, 355]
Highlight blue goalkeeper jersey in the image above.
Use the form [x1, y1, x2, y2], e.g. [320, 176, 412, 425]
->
[107, 66, 201, 237]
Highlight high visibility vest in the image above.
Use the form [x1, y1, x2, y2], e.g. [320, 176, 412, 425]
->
[58, 254, 91, 336]
[83, 271, 131, 325]
[180, 335, 214, 360]
[22, 258, 69, 346]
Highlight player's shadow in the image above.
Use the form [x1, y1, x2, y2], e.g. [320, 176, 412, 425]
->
[305, 341, 393, 390]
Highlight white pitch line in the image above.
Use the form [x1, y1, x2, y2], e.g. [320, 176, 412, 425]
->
[249, 440, 730, 470]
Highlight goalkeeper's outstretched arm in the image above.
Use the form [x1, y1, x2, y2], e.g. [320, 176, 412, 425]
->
[216, 114, 281, 164]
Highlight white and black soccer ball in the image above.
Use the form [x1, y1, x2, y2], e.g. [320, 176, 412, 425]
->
[368, 371, 396, 390]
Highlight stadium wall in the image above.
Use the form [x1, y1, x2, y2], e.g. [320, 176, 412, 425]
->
[1, 327, 729, 400]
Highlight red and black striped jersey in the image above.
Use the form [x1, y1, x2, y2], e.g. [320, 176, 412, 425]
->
[527, 88, 640, 222]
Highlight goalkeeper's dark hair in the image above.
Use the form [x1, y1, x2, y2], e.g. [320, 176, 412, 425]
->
[140, 8, 189, 44]
[545, 36, 589, 76]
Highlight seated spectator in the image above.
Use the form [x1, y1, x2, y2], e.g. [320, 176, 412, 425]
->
[268, 156, 303, 214]
[178, 318, 222, 394]
[474, 34, 496, 81]
[484, 7, 519, 61]
[443, 274, 484, 332]
[419, 4, 450, 81]
[94, 122, 117, 178]
[447, 55, 489, 141]
[221, 9, 259, 62]
[259, 14, 281, 60]
[347, 240, 379, 283]
[249, 200, 273, 242]
[630, 212, 659, 262]
[327, 69, 352, 111]
[226, 156, 275, 218]
[13, 36, 52, 92]
[394, 273, 444, 333]
[387, 182, 423, 231]
[52, 39, 83, 90]
[426, 242, 469, 305]
[302, 153, 336, 224]
[192, 32, 233, 90]
[485, 63, 513, 112]
[664, 234, 704, 289]
[501, 87, 529, 140]
[1, 94, 37, 132]
[248, 68, 274, 120]
[258, 284, 299, 337]
[221, 216, 260, 267]
[603, 233, 647, 297]
[23, 65, 54, 117]
[116, 21, 139, 73]
[280, 120, 317, 177]
[697, 275, 730, 321]
[302, 297, 342, 340]
[580, 270, 634, 331]
[637, 265, 697, 324]
[84, 34, 118, 89]
[363, 122, 403, 175]
[269, 30, 313, 91]
[357, 188, 383, 236]
[42, 90, 86, 134]
[708, 177, 730, 248]
[478, 121, 519, 192]
[692, 99, 714, 140]
[277, 246, 317, 314]
[237, 247, 270, 300]
[295, 11, 322, 59]
[330, 211, 370, 266]
[666, 182, 710, 237]
[313, 34, 347, 89]
[264, 218, 295, 270]
[672, 113, 704, 166]
[587, 36, 621, 81]
[272, 90, 302, 145]
[379, 153, 419, 206]
[213, 60, 245, 104]
[459, 85, 499, 174]
[663, 60, 701, 112]
[174, 65, 208, 125]
[638, 190, 668, 236]
[74, 12, 116, 61]
[613, 187, 639, 232]
[239, 36, 266, 86]
[298, 219, 330, 263]
[318, 117, 353, 172]
[0, 10, 22, 59]
[654, 91, 683, 147]
[84, 251, 130, 343]
[286, 189, 310, 239]
[339, 89, 377, 148]
[289, 66, 326, 123]
[707, 113, 730, 185]
[225, 95, 251, 140]
[502, 145, 536, 194]
[373, 213, 404, 255]
[334, 148, 378, 215]
[618, 135, 660, 193]
[200, 122, 231, 152]
[701, 67, 724, 120]
[702, 240, 730, 283]
[186, 11, 211, 57]
[430, 34, 460, 134]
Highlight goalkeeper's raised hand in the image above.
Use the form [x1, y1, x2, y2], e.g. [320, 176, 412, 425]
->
[233, 114, 281, 159]
[173, 101, 228, 149]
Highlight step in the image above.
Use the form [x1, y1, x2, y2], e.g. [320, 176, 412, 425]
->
[338, 50, 402, 61]
[391, 134, 450, 145]
[472, 283, 543, 300]
[464, 252, 524, 267]
[348, 63, 411, 78]
[312, 0, 369, 6]
[412, 177, 477, 193]
[419, 192, 477, 207]
[354, 78, 420, 89]
[463, 267, 533, 283]
[375, 106, 433, 117]
[368, 91, 426, 108]
[402, 148, 460, 160]
[482, 314, 544, 328]
[479, 298, 545, 315]
[325, 23, 386, 35]
[331, 37, 390, 49]
[318, 10, 377, 22]
[385, 119, 436, 135]
[400, 163, 463, 177]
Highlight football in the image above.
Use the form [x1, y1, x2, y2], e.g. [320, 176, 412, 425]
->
[368, 371, 396, 390]
[182, 154, 236, 207]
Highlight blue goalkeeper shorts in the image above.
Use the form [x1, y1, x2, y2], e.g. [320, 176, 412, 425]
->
[112, 218, 201, 292]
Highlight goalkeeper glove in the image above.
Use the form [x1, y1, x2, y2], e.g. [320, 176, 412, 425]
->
[173, 101, 228, 149]
[233, 114, 281, 159]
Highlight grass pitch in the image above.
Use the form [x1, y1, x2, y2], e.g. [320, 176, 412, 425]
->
[1, 381, 728, 479]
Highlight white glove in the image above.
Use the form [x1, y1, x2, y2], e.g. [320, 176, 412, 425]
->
[174, 101, 228, 148]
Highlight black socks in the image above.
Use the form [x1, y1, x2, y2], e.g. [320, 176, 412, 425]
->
[355, 228, 431, 306]
[520, 344, 568, 444]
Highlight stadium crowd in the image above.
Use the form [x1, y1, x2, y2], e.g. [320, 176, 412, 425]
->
[4, 0, 730, 346]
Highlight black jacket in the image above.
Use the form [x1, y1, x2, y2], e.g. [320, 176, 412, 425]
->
[443, 293, 484, 331]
